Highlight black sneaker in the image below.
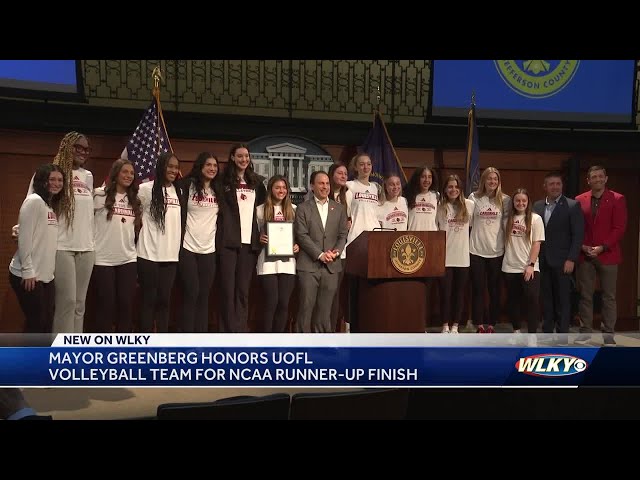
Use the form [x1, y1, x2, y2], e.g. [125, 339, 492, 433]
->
[603, 335, 617, 347]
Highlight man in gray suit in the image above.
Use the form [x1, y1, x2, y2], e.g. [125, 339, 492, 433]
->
[295, 171, 348, 333]
[533, 172, 584, 338]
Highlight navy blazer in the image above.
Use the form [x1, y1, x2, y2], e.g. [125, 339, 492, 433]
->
[533, 195, 584, 267]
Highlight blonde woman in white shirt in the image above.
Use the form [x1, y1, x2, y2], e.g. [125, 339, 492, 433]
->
[502, 188, 544, 334]
[468, 167, 511, 333]
[9, 164, 64, 333]
[93, 159, 141, 333]
[436, 174, 474, 334]
[377, 173, 408, 231]
[257, 175, 299, 333]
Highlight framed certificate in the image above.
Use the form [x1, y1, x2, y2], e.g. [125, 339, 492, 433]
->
[266, 222, 294, 258]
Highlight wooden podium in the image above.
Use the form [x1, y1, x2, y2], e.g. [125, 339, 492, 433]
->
[345, 231, 445, 333]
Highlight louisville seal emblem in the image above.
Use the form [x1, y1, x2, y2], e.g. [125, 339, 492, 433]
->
[494, 60, 580, 99]
[390, 234, 426, 275]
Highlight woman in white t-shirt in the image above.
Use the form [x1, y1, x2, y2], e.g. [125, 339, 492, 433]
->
[404, 166, 439, 330]
[9, 164, 64, 333]
[344, 153, 381, 332]
[328, 162, 352, 332]
[502, 188, 544, 335]
[468, 167, 511, 333]
[93, 159, 141, 333]
[176, 152, 220, 333]
[257, 175, 299, 333]
[405, 166, 439, 232]
[436, 174, 474, 334]
[137, 152, 183, 333]
[377, 173, 408, 231]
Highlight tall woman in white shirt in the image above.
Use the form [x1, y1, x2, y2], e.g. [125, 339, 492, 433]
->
[328, 162, 352, 332]
[9, 164, 64, 333]
[33, 132, 96, 334]
[136, 152, 182, 333]
[216, 144, 267, 333]
[344, 154, 381, 332]
[502, 188, 544, 334]
[436, 174, 474, 334]
[177, 152, 219, 333]
[377, 173, 408, 231]
[92, 159, 141, 333]
[256, 175, 299, 333]
[468, 167, 511, 333]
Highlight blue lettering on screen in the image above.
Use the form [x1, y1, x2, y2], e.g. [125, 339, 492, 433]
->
[431, 60, 636, 125]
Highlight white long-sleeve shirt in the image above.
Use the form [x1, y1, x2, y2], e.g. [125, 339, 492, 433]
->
[9, 194, 58, 282]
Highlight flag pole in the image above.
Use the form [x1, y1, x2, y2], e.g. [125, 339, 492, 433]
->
[151, 66, 174, 154]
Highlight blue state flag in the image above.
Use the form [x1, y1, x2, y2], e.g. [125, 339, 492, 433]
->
[464, 103, 481, 196]
[359, 111, 407, 187]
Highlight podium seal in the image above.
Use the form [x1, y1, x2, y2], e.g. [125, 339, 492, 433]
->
[390, 234, 425, 274]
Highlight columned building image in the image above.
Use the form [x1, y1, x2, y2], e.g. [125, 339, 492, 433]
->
[248, 135, 334, 203]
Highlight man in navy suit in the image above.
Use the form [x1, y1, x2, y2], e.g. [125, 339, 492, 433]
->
[533, 172, 584, 338]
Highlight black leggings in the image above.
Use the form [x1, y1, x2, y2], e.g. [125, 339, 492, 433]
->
[178, 249, 216, 333]
[504, 271, 541, 333]
[137, 257, 177, 333]
[470, 254, 503, 326]
[438, 267, 469, 326]
[218, 245, 258, 333]
[259, 274, 296, 333]
[92, 263, 137, 332]
[9, 273, 55, 333]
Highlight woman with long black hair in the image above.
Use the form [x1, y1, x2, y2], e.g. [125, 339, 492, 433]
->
[136, 152, 182, 333]
[216, 143, 267, 333]
[176, 152, 219, 333]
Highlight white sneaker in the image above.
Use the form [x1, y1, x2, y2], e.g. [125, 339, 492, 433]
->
[441, 325, 450, 334]
[344, 323, 351, 334]
[450, 324, 459, 334]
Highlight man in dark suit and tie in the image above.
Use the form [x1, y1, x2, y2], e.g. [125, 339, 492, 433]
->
[294, 171, 348, 333]
[533, 172, 584, 339]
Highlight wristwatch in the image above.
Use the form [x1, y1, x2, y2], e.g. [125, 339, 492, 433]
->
[528, 262, 535, 267]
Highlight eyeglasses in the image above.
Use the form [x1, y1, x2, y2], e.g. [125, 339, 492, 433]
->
[73, 144, 92, 155]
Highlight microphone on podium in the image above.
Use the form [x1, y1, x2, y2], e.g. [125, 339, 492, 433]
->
[373, 227, 397, 232]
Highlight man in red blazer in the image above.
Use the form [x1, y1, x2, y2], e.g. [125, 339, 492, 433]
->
[575, 165, 627, 346]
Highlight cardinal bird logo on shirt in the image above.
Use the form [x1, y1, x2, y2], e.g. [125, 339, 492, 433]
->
[240, 194, 247, 200]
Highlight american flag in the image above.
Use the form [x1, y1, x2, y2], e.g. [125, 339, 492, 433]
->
[121, 90, 172, 183]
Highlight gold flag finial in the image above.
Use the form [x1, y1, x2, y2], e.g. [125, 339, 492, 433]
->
[376, 84, 381, 110]
[152, 66, 163, 92]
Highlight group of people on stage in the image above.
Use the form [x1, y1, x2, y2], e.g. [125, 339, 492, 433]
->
[8, 131, 628, 343]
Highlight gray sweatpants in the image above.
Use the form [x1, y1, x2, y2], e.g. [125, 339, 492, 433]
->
[52, 250, 95, 334]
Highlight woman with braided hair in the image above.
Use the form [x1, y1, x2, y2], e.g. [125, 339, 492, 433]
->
[16, 132, 96, 334]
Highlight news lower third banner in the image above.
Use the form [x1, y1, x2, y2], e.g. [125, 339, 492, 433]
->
[0, 334, 638, 387]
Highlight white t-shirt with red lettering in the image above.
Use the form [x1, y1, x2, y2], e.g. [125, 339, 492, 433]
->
[237, 181, 256, 245]
[93, 188, 137, 266]
[377, 197, 408, 231]
[183, 183, 219, 254]
[502, 213, 545, 273]
[436, 199, 475, 268]
[345, 180, 380, 256]
[468, 192, 511, 258]
[408, 190, 438, 231]
[137, 181, 181, 262]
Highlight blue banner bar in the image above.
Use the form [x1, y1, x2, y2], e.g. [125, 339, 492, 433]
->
[0, 346, 635, 387]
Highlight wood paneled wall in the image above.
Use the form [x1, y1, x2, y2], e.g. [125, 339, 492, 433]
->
[1, 129, 638, 331]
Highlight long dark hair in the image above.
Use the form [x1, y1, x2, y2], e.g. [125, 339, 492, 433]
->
[505, 188, 533, 247]
[187, 152, 218, 198]
[263, 175, 295, 223]
[32, 163, 65, 216]
[104, 159, 142, 233]
[221, 143, 261, 189]
[52, 131, 88, 227]
[404, 166, 438, 209]
[150, 152, 178, 233]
